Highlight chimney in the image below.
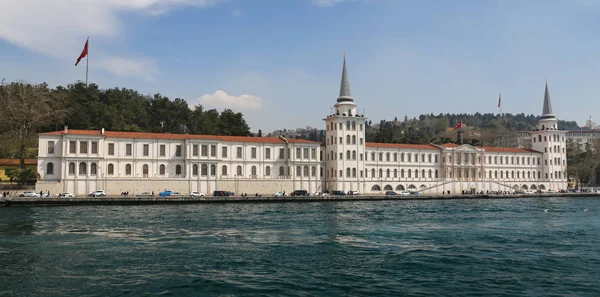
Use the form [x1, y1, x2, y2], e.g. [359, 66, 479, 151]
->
[64, 125, 68, 133]
[101, 128, 105, 135]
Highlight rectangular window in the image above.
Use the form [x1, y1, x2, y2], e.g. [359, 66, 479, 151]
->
[193, 145, 198, 156]
[160, 145, 166, 157]
[304, 148, 309, 159]
[80, 142, 88, 154]
[143, 144, 149, 156]
[311, 148, 316, 159]
[360, 153, 363, 161]
[236, 147, 242, 158]
[201, 145, 208, 157]
[296, 148, 301, 159]
[126, 144, 132, 156]
[108, 143, 115, 155]
[279, 148, 284, 159]
[266, 148, 271, 159]
[211, 145, 216, 157]
[222, 147, 228, 158]
[176, 145, 182, 157]
[91, 142, 98, 154]
[251, 147, 257, 159]
[47, 141, 55, 154]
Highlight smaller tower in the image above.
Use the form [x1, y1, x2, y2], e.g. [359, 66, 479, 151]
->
[530, 79, 567, 190]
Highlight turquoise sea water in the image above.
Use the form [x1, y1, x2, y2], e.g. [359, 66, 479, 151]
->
[1, 197, 600, 296]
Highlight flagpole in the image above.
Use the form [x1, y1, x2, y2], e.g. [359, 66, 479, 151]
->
[86, 36, 89, 87]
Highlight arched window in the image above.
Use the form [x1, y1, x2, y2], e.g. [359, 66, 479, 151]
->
[415, 170, 419, 178]
[125, 164, 132, 175]
[352, 150, 356, 160]
[352, 121, 356, 130]
[429, 169, 432, 178]
[201, 164, 208, 176]
[90, 163, 97, 175]
[352, 168, 356, 177]
[142, 164, 148, 177]
[346, 121, 350, 130]
[371, 185, 381, 191]
[379, 168, 383, 177]
[296, 166, 301, 177]
[346, 150, 351, 159]
[46, 162, 54, 175]
[352, 135, 356, 144]
[251, 166, 257, 176]
[401, 169, 404, 178]
[422, 169, 425, 178]
[159, 164, 165, 175]
[222, 165, 228, 176]
[386, 153, 390, 161]
[279, 166, 285, 176]
[175, 165, 181, 175]
[304, 165, 309, 176]
[68, 162, 75, 175]
[435, 170, 438, 178]
[312, 166, 317, 176]
[371, 168, 375, 177]
[108, 163, 114, 175]
[394, 169, 398, 177]
[210, 165, 216, 176]
[266, 166, 271, 176]
[386, 169, 390, 177]
[346, 135, 351, 144]
[346, 168, 351, 177]
[237, 165, 242, 176]
[192, 164, 198, 176]
[79, 162, 87, 175]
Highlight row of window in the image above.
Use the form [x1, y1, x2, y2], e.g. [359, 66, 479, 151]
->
[60, 141, 318, 160]
[327, 135, 363, 146]
[544, 145, 565, 154]
[327, 120, 364, 131]
[327, 168, 441, 179]
[533, 134, 565, 143]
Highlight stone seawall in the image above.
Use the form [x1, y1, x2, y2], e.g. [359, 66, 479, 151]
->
[2, 193, 599, 207]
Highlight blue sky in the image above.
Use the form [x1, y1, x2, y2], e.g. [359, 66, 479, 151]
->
[1, 0, 600, 132]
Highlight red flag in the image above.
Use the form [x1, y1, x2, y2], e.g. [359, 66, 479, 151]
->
[453, 120, 462, 131]
[75, 39, 88, 66]
[498, 93, 501, 108]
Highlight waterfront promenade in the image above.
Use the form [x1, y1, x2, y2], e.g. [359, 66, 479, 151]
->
[2, 192, 599, 207]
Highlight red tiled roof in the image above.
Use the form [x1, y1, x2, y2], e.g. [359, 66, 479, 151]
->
[366, 142, 439, 150]
[441, 143, 460, 148]
[0, 159, 37, 166]
[41, 130, 319, 145]
[476, 146, 538, 153]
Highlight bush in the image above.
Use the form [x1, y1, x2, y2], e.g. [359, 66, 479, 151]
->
[7, 168, 39, 184]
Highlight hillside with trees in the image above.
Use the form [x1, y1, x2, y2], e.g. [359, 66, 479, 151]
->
[0, 80, 252, 171]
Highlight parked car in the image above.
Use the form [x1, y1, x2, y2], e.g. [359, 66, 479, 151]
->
[136, 192, 153, 198]
[331, 190, 346, 196]
[273, 191, 285, 197]
[20, 191, 40, 197]
[399, 191, 411, 196]
[58, 192, 74, 198]
[159, 190, 174, 197]
[314, 192, 329, 196]
[385, 190, 398, 196]
[524, 190, 535, 195]
[88, 190, 106, 197]
[347, 190, 360, 195]
[291, 190, 309, 196]
[213, 190, 234, 197]
[170, 192, 184, 197]
[190, 191, 205, 197]
[548, 189, 558, 193]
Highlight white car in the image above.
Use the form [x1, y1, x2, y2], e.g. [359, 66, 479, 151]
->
[314, 192, 329, 196]
[273, 191, 285, 197]
[524, 190, 535, 195]
[190, 191, 205, 197]
[136, 192, 153, 197]
[89, 190, 106, 197]
[348, 190, 360, 195]
[547, 189, 558, 193]
[20, 191, 40, 197]
[170, 192, 184, 197]
[58, 192, 74, 198]
[399, 191, 412, 196]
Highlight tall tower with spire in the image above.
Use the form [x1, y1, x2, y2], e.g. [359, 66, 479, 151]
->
[323, 53, 367, 192]
[530, 79, 568, 190]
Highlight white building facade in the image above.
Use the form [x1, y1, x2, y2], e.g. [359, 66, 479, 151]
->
[36, 56, 567, 195]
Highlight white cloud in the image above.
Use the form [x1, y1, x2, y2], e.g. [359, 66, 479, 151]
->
[198, 90, 263, 110]
[100, 56, 160, 81]
[232, 9, 242, 17]
[0, 0, 222, 79]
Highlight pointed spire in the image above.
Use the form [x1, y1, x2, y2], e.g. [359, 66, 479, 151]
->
[541, 78, 555, 119]
[337, 52, 353, 103]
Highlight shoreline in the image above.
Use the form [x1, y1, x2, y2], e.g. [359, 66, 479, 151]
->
[2, 192, 599, 207]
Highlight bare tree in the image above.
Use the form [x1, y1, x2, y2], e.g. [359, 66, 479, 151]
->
[0, 80, 69, 169]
